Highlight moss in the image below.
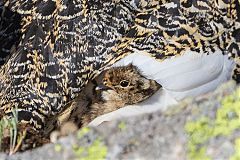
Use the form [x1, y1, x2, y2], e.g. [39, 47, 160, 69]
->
[73, 138, 108, 160]
[185, 88, 240, 160]
[118, 121, 126, 131]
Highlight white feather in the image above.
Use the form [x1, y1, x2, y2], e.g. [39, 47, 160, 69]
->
[113, 49, 234, 93]
[89, 49, 235, 126]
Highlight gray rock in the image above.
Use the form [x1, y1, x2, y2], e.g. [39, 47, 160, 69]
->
[1, 81, 240, 160]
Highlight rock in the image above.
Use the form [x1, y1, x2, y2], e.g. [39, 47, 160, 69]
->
[0, 81, 240, 160]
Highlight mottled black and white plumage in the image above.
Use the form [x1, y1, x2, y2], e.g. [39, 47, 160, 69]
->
[0, 0, 240, 133]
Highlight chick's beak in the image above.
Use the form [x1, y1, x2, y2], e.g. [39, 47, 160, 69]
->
[95, 84, 111, 91]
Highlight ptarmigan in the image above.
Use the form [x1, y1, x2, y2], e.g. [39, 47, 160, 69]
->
[0, 0, 239, 136]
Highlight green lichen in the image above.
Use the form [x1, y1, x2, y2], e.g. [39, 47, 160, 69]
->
[73, 138, 108, 160]
[74, 127, 107, 159]
[118, 121, 126, 131]
[230, 138, 240, 160]
[77, 127, 90, 139]
[72, 144, 84, 156]
[185, 117, 212, 160]
[85, 138, 107, 160]
[54, 144, 62, 152]
[185, 88, 240, 160]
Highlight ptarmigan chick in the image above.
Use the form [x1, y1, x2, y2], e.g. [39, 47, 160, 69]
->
[79, 63, 161, 126]
[46, 64, 161, 137]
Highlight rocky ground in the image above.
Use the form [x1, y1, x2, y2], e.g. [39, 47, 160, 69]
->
[0, 81, 239, 160]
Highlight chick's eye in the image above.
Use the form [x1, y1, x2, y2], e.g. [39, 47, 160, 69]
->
[120, 80, 129, 87]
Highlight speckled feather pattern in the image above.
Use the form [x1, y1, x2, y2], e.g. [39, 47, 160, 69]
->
[0, 0, 240, 130]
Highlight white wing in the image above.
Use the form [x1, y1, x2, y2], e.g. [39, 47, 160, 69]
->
[89, 49, 235, 126]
